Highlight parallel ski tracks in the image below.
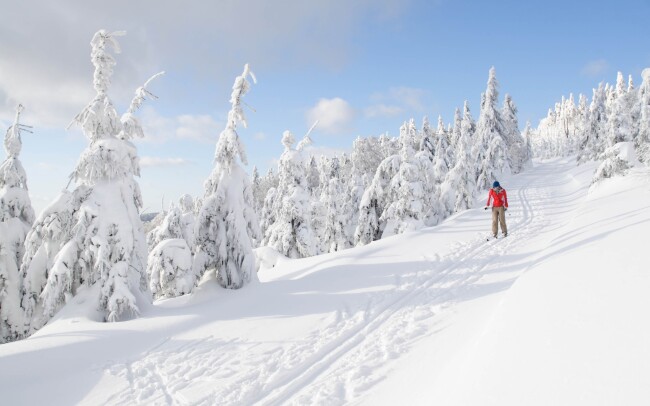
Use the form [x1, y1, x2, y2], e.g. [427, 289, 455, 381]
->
[252, 175, 546, 405]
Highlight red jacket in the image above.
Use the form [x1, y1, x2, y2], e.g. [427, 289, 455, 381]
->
[487, 187, 508, 208]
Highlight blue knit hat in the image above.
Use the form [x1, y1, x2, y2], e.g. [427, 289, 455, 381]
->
[493, 181, 500, 188]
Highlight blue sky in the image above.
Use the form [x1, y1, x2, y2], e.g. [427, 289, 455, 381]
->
[2, 0, 649, 214]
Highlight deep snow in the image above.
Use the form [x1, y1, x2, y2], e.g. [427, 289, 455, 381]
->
[1, 157, 649, 405]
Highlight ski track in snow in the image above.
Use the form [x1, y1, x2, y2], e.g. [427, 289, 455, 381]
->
[99, 160, 579, 406]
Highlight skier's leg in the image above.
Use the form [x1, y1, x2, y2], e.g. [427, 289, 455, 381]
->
[491, 207, 498, 237]
[499, 207, 507, 236]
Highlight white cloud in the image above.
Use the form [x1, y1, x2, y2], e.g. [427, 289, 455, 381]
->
[364, 103, 404, 118]
[176, 114, 222, 142]
[581, 59, 609, 77]
[0, 0, 410, 127]
[253, 132, 267, 141]
[140, 156, 190, 168]
[140, 107, 221, 143]
[365, 86, 428, 118]
[306, 98, 355, 135]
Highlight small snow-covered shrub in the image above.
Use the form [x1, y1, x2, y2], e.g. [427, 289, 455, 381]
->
[148, 239, 194, 299]
[592, 142, 637, 184]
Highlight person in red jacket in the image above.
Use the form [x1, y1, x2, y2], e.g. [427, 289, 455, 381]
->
[484, 181, 508, 238]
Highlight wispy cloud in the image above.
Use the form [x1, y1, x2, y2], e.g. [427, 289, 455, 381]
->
[140, 156, 191, 168]
[0, 1, 409, 127]
[364, 104, 404, 118]
[306, 97, 356, 135]
[365, 86, 428, 118]
[140, 107, 221, 143]
[581, 59, 609, 77]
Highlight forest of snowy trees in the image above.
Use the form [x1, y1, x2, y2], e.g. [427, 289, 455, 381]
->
[532, 69, 650, 182]
[1, 29, 649, 344]
[256, 66, 529, 256]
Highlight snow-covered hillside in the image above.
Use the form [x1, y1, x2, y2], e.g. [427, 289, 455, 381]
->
[1, 157, 649, 405]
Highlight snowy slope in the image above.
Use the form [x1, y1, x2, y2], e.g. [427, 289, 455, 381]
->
[1, 158, 649, 405]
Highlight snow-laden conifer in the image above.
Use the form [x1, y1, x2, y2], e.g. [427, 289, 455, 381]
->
[475, 67, 509, 190]
[305, 156, 321, 195]
[419, 116, 435, 161]
[0, 105, 35, 342]
[578, 84, 608, 163]
[636, 69, 650, 164]
[350, 135, 386, 184]
[502, 94, 525, 174]
[344, 170, 366, 246]
[607, 72, 634, 147]
[21, 31, 161, 329]
[193, 64, 261, 289]
[520, 121, 534, 168]
[259, 187, 277, 240]
[441, 104, 477, 213]
[251, 166, 263, 212]
[432, 117, 452, 186]
[381, 128, 432, 236]
[320, 157, 348, 252]
[263, 131, 317, 258]
[435, 115, 454, 167]
[147, 195, 194, 254]
[450, 108, 462, 151]
[355, 154, 400, 246]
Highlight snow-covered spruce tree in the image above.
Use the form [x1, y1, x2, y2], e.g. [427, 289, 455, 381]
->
[146, 204, 194, 299]
[432, 118, 452, 186]
[475, 67, 509, 190]
[435, 115, 454, 168]
[251, 166, 263, 212]
[193, 64, 261, 289]
[607, 72, 634, 147]
[259, 187, 277, 242]
[419, 116, 436, 161]
[21, 31, 161, 328]
[450, 108, 462, 151]
[502, 94, 525, 174]
[147, 198, 191, 251]
[264, 131, 317, 258]
[520, 121, 534, 168]
[381, 132, 429, 237]
[0, 105, 35, 342]
[379, 132, 400, 160]
[305, 155, 321, 195]
[355, 154, 400, 246]
[627, 75, 640, 141]
[320, 157, 348, 252]
[575, 93, 590, 149]
[406, 118, 420, 151]
[441, 104, 477, 213]
[577, 84, 608, 163]
[415, 147, 442, 226]
[343, 169, 366, 246]
[460, 101, 477, 168]
[636, 68, 650, 164]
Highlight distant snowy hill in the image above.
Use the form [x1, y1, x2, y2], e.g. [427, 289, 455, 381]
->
[1, 157, 649, 405]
